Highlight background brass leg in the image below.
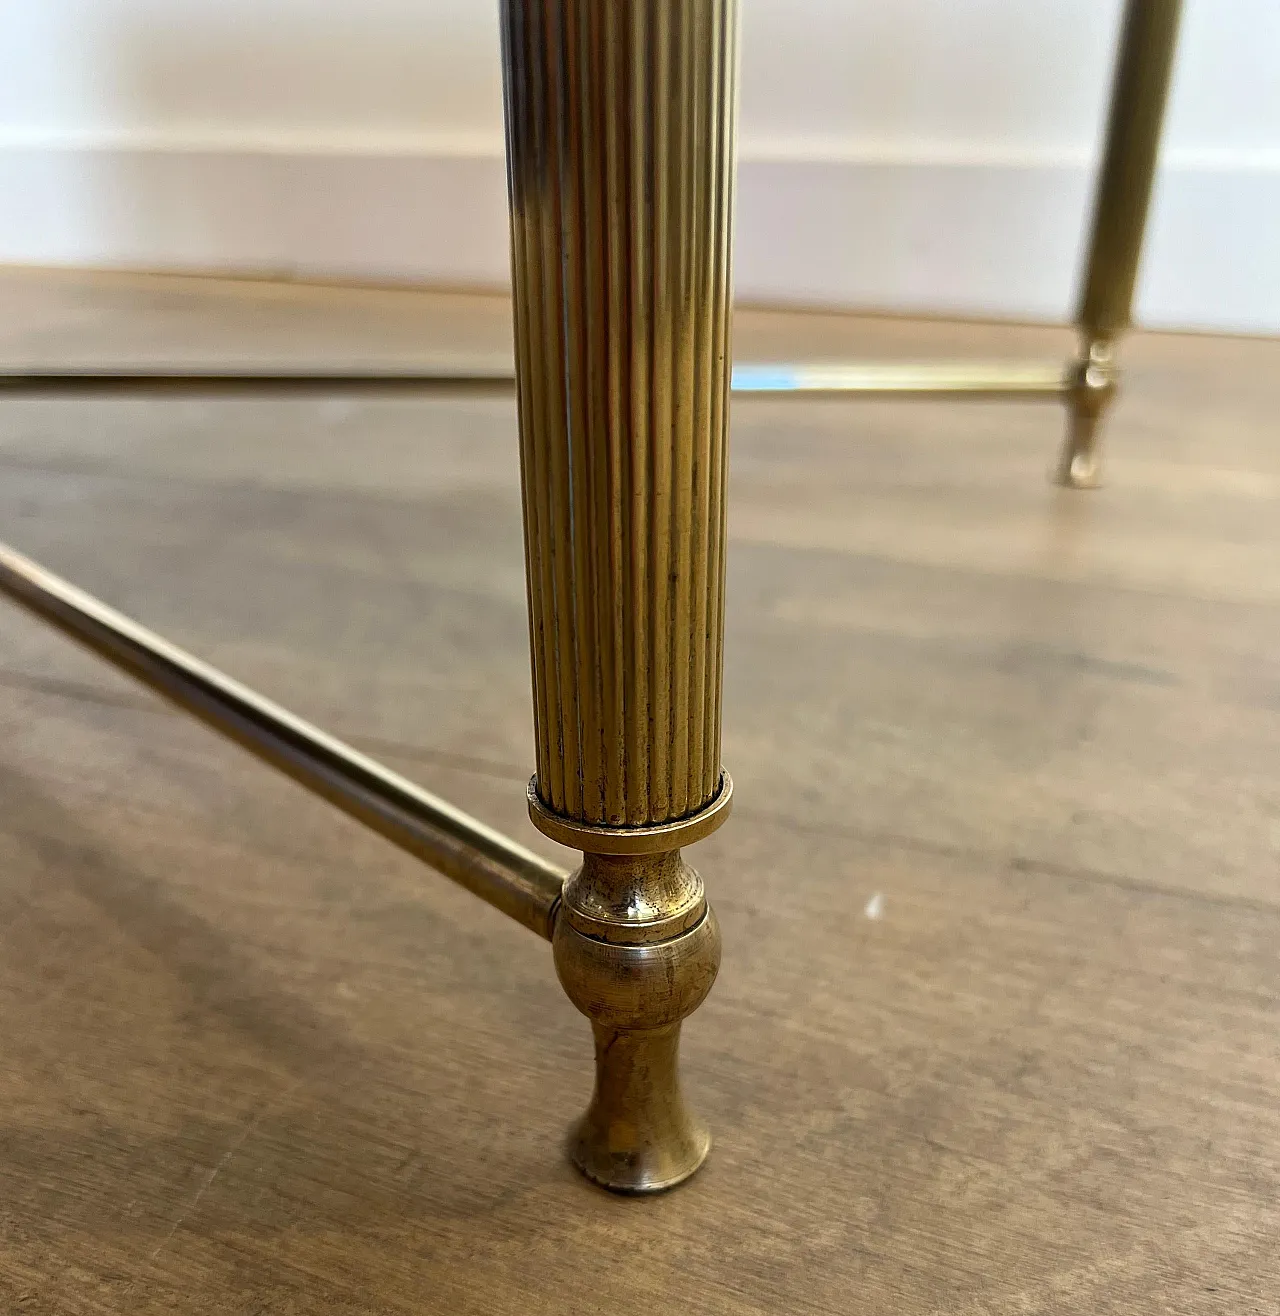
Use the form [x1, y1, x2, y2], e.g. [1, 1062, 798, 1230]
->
[1057, 0, 1182, 488]
[499, 0, 740, 1191]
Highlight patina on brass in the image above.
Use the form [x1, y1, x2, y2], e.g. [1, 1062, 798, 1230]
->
[499, 0, 739, 1191]
[1058, 0, 1182, 488]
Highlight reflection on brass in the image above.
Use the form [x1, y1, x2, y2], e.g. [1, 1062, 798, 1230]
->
[1058, 0, 1182, 488]
[500, 0, 739, 1190]
[0, 540, 567, 940]
[2, 362, 1068, 400]
[732, 361, 1069, 399]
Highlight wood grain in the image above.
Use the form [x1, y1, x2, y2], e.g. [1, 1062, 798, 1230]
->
[0, 270, 1277, 1313]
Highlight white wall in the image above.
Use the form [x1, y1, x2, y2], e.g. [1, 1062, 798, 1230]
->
[1, 0, 1277, 332]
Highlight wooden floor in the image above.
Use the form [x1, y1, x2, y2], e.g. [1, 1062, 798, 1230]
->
[1, 269, 1277, 1314]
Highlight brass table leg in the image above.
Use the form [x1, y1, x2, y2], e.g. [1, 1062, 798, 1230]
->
[499, 0, 739, 1192]
[1058, 0, 1182, 489]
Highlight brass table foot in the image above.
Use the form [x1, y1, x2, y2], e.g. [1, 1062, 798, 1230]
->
[551, 847, 723, 1194]
[568, 1023, 712, 1194]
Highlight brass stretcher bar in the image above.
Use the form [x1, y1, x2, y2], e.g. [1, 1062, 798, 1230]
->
[0, 367, 519, 396]
[0, 541, 566, 940]
[0, 360, 1068, 400]
[731, 362, 1069, 400]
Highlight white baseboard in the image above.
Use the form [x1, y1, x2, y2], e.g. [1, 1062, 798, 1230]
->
[1, 140, 1275, 334]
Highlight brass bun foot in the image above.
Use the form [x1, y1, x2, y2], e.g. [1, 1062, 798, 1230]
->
[550, 849, 723, 1195]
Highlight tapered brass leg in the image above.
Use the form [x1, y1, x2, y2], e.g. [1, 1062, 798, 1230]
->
[499, 0, 740, 1192]
[1057, 0, 1182, 488]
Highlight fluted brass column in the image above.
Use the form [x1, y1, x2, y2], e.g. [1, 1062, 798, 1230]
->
[1058, 0, 1182, 488]
[500, 0, 738, 1192]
